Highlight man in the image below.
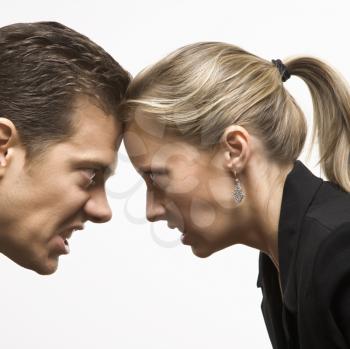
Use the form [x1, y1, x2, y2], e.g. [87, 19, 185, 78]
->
[0, 21, 130, 274]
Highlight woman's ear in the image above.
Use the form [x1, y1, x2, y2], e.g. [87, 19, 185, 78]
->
[221, 125, 251, 173]
[0, 118, 18, 169]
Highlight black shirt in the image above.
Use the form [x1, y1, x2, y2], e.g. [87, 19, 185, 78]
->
[257, 160, 350, 348]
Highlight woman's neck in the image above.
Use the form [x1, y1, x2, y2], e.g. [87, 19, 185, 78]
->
[238, 160, 294, 272]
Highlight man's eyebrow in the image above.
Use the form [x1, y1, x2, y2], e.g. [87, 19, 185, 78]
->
[78, 159, 116, 177]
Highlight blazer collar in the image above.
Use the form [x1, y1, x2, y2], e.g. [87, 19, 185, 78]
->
[258, 160, 323, 309]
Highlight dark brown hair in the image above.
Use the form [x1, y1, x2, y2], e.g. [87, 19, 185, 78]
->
[0, 21, 131, 156]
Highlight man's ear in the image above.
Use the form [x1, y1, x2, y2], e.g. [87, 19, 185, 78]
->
[0, 118, 18, 170]
[221, 125, 251, 173]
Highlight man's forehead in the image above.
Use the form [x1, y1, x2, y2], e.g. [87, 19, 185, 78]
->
[71, 121, 121, 148]
[70, 96, 121, 138]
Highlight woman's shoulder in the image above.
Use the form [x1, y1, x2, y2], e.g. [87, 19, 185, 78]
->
[297, 187, 350, 296]
[312, 221, 350, 283]
[298, 220, 350, 302]
[297, 221, 350, 346]
[305, 180, 350, 233]
[299, 178, 350, 269]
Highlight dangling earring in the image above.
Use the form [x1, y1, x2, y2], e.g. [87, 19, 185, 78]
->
[233, 171, 245, 204]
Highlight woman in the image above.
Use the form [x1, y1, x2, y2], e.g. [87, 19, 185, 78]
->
[120, 42, 350, 348]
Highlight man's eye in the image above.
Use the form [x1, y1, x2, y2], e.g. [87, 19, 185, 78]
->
[82, 169, 97, 188]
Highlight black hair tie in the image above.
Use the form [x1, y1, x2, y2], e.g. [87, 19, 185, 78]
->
[272, 59, 291, 82]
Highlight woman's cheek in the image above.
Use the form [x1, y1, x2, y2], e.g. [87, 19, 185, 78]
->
[165, 177, 200, 194]
[190, 198, 217, 228]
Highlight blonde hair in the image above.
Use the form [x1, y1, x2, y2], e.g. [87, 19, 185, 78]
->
[120, 42, 350, 192]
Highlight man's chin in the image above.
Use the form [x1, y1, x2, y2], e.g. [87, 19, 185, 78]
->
[4, 246, 60, 274]
[34, 263, 58, 275]
[191, 245, 214, 259]
[20, 256, 59, 275]
[35, 257, 60, 275]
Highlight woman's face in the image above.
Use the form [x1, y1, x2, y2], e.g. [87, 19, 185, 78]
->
[124, 113, 244, 258]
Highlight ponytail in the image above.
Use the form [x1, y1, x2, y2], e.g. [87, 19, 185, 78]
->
[285, 57, 350, 192]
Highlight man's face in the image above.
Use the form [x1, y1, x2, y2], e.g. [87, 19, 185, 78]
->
[0, 97, 120, 274]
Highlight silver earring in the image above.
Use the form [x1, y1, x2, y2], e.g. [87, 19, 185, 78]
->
[233, 171, 245, 204]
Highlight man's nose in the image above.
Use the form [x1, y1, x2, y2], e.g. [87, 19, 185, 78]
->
[84, 190, 112, 223]
[146, 190, 166, 222]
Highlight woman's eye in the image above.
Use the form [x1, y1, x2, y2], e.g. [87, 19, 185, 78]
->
[148, 172, 169, 189]
[143, 170, 168, 188]
[149, 172, 157, 182]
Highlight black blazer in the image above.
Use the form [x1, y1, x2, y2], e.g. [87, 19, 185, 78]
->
[257, 160, 350, 348]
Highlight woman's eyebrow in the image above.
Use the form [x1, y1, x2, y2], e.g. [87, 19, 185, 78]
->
[138, 165, 168, 175]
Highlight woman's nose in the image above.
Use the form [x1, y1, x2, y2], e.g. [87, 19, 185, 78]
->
[146, 190, 166, 222]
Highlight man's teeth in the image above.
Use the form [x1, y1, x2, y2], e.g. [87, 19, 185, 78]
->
[63, 239, 70, 253]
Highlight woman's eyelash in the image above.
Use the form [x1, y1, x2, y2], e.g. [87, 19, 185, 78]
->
[147, 172, 163, 182]
[142, 170, 167, 185]
[149, 172, 157, 181]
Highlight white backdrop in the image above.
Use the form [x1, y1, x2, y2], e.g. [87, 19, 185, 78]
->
[1, 1, 349, 348]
